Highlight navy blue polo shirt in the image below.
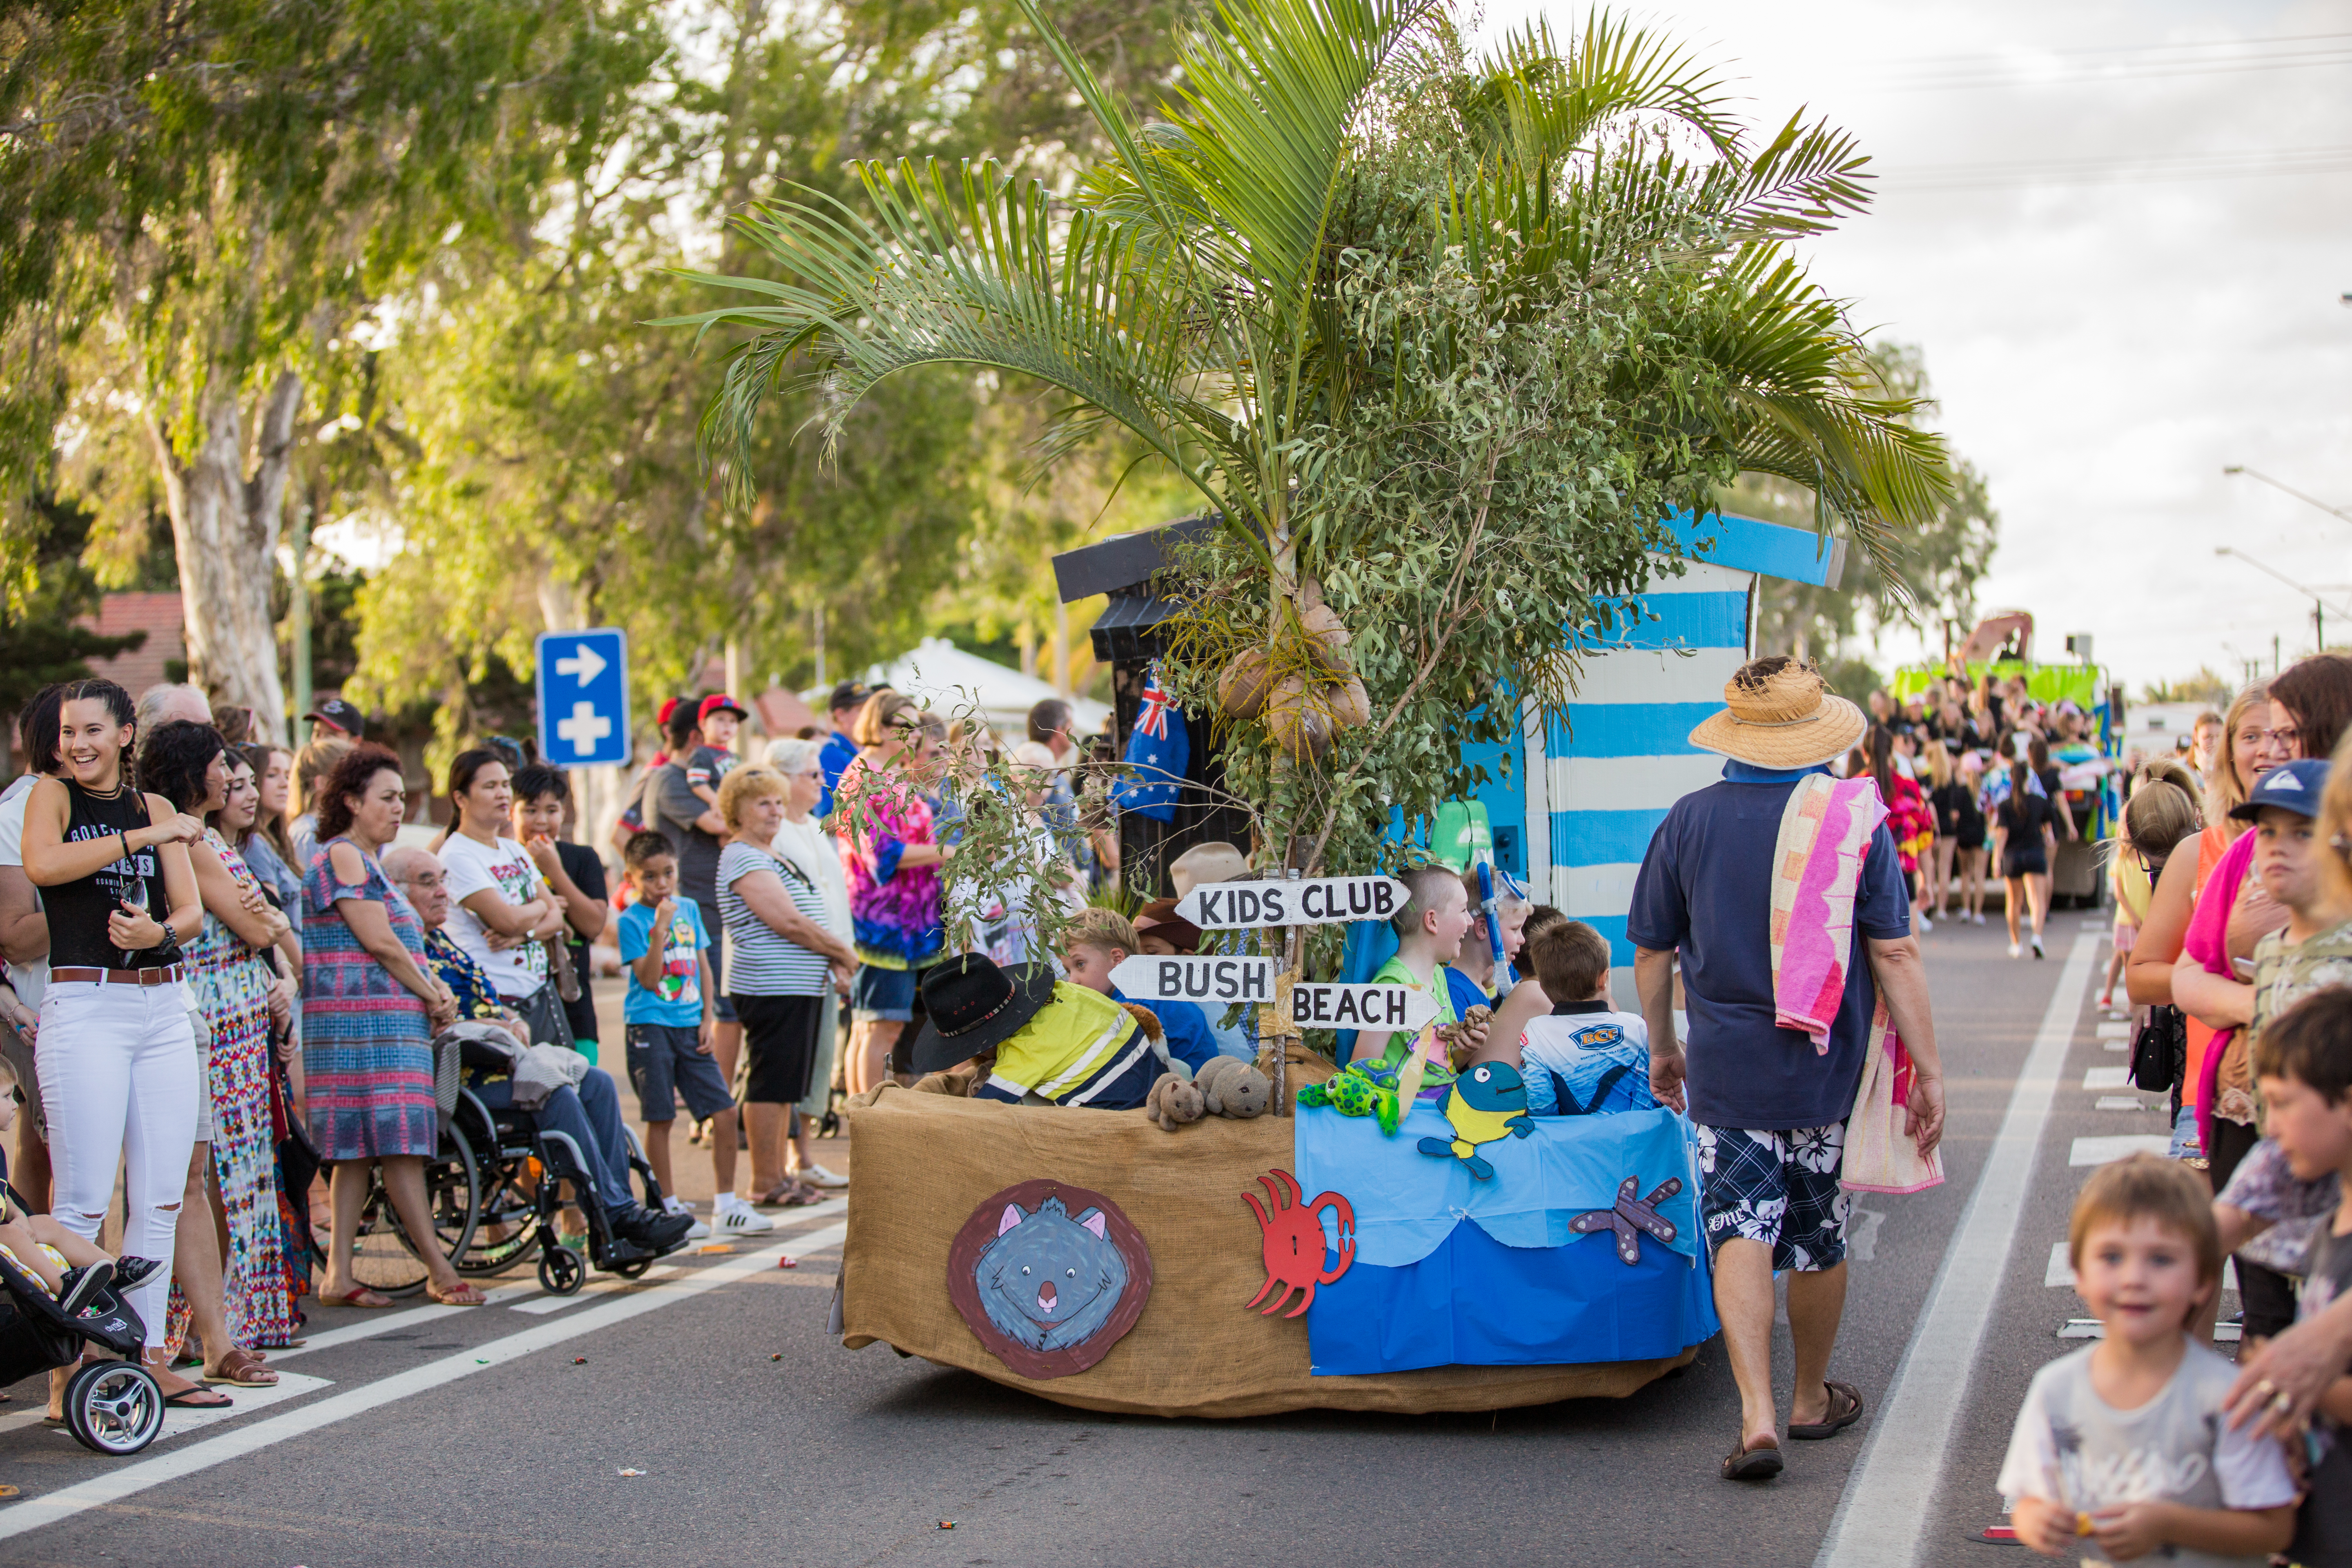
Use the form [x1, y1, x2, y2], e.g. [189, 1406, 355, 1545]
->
[1625, 761, 1910, 1130]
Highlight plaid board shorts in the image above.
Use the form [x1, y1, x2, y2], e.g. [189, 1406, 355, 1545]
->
[1696, 1122, 1851, 1272]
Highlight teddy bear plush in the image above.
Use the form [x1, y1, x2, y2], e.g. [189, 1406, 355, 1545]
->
[1194, 1055, 1271, 1119]
[1439, 1003, 1495, 1072]
[1145, 1071, 1207, 1131]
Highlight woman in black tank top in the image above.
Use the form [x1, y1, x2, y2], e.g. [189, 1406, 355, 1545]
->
[17, 679, 212, 1403]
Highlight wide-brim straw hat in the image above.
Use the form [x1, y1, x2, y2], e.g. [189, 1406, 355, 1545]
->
[1686, 660, 1869, 771]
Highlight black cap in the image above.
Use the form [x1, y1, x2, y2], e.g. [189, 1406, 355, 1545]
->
[826, 680, 874, 715]
[303, 698, 364, 739]
[906, 957, 1059, 1075]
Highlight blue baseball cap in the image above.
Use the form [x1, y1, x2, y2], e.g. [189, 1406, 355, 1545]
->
[2232, 757, 2330, 822]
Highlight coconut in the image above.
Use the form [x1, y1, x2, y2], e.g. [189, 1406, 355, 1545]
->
[1217, 645, 1275, 719]
[1328, 674, 1371, 730]
[1265, 675, 1334, 761]
[1298, 602, 1351, 650]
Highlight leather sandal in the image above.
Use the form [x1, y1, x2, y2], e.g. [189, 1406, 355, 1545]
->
[1789, 1379, 1865, 1440]
[201, 1348, 278, 1387]
[1721, 1437, 1784, 1481]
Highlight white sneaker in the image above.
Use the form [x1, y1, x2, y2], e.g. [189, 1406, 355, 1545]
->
[2031, 934, 2045, 959]
[1918, 912, 1933, 933]
[1973, 911, 1986, 925]
[663, 1196, 712, 1240]
[2009, 942, 2021, 957]
[795, 1163, 849, 1189]
[717, 1203, 775, 1234]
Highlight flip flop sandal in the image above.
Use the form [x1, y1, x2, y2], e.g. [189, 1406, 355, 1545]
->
[1721, 1440, 1784, 1481]
[1789, 1380, 1866, 1440]
[318, 1287, 397, 1310]
[202, 1349, 278, 1388]
[162, 1387, 234, 1410]
[427, 1282, 488, 1306]
[0, 1482, 19, 1498]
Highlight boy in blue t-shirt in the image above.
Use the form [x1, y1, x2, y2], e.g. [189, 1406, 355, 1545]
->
[617, 831, 769, 1238]
[1063, 906, 1218, 1074]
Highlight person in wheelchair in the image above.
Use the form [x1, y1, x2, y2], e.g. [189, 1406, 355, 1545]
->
[384, 848, 691, 1261]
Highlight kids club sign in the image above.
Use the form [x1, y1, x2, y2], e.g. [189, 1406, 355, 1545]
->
[1172, 875, 1410, 931]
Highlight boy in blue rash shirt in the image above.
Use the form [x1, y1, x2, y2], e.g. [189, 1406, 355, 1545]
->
[1509, 919, 1655, 1116]
[1062, 906, 1218, 1074]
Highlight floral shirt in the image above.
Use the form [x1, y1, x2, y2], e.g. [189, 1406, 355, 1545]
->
[833, 755, 944, 969]
[424, 926, 506, 1024]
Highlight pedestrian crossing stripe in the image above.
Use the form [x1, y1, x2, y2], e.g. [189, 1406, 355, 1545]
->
[2068, 1134, 2172, 1165]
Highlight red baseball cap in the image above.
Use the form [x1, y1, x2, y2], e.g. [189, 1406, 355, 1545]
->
[698, 693, 749, 724]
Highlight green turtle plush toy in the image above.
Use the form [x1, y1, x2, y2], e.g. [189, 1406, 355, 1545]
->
[1297, 1062, 1402, 1135]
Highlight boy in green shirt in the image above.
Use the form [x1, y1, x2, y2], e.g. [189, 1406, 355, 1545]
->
[1351, 864, 1487, 1088]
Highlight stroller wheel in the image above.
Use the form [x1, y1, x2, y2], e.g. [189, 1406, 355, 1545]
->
[611, 1258, 652, 1280]
[65, 1361, 163, 1456]
[537, 1245, 585, 1297]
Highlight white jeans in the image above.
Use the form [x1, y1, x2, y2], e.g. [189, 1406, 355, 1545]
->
[39, 981, 199, 1348]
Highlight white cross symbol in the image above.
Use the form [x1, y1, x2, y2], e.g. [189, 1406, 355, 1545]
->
[556, 701, 612, 757]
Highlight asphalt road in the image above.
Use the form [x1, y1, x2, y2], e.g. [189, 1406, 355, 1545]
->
[0, 915, 2169, 1568]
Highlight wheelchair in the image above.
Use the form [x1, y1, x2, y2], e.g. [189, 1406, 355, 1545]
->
[0, 1250, 166, 1455]
[311, 1029, 688, 1298]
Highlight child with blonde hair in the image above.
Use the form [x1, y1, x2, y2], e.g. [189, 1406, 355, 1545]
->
[1999, 1154, 2295, 1562]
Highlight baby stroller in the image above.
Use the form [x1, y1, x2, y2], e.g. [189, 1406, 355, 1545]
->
[0, 1251, 165, 1455]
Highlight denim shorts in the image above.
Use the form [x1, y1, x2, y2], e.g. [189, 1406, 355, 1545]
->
[1696, 1122, 1852, 1272]
[852, 962, 920, 1022]
[624, 1023, 735, 1123]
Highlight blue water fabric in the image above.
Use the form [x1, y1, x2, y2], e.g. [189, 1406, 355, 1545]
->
[1307, 1218, 1720, 1375]
[1293, 1102, 1703, 1269]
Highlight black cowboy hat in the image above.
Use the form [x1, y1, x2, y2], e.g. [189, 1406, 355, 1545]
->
[907, 956, 1059, 1076]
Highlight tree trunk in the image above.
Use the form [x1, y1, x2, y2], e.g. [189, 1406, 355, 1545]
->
[147, 371, 300, 745]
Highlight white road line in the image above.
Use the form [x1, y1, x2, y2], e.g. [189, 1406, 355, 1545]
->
[2082, 1067, 2128, 1090]
[2069, 1135, 2172, 1166]
[2094, 1096, 2147, 1111]
[1813, 930, 2103, 1568]
[0, 1236, 810, 1541]
[2096, 1022, 2130, 1040]
[2045, 1243, 2074, 1289]
[510, 1265, 682, 1316]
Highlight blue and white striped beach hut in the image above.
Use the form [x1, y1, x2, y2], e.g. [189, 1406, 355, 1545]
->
[1457, 511, 1849, 996]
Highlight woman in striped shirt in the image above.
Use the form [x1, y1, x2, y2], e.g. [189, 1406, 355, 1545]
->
[715, 768, 857, 1209]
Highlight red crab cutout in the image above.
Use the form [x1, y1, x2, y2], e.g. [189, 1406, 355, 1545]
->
[1243, 1169, 1355, 1318]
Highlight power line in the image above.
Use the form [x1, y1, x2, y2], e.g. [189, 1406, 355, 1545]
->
[1880, 144, 2352, 193]
[1868, 31, 2352, 91]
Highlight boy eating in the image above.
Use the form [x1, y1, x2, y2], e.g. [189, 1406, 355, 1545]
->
[1510, 920, 1654, 1117]
[615, 831, 770, 1237]
[1998, 1154, 2296, 1563]
[1061, 906, 1217, 1073]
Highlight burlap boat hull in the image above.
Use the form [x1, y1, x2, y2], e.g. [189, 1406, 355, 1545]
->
[837, 1085, 1697, 1419]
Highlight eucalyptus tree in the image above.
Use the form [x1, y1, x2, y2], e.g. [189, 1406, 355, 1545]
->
[0, 0, 663, 737]
[680, 0, 1951, 875]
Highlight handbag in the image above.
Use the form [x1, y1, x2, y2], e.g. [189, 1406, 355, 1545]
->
[2129, 1005, 2185, 1094]
[1840, 981, 1945, 1195]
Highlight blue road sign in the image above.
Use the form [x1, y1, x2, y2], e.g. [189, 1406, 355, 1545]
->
[535, 628, 631, 768]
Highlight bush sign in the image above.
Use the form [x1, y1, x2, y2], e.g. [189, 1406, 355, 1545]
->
[1174, 875, 1410, 930]
[1109, 954, 1275, 1005]
[1288, 982, 1439, 1032]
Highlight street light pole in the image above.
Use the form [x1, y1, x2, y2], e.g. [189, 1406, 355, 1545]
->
[2222, 465, 2352, 526]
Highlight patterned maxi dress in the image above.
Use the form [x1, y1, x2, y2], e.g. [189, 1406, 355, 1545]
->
[166, 831, 298, 1351]
[302, 836, 436, 1161]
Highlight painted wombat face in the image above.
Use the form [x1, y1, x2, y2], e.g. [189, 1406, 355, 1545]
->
[974, 1197, 1130, 1353]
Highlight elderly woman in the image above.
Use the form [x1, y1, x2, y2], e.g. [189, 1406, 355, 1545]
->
[303, 743, 481, 1308]
[833, 693, 950, 1096]
[764, 737, 852, 1187]
[716, 766, 856, 1208]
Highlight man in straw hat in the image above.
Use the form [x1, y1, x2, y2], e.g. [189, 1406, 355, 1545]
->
[1625, 655, 1945, 1482]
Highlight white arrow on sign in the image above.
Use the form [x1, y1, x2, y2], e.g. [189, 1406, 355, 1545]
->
[1108, 953, 1276, 1005]
[553, 644, 608, 685]
[1288, 982, 1438, 1033]
[1173, 875, 1412, 931]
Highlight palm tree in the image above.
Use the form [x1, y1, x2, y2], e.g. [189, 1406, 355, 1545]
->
[674, 0, 1949, 860]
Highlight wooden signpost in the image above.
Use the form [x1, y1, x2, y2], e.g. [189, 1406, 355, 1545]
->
[1172, 875, 1410, 931]
[1108, 954, 1277, 1006]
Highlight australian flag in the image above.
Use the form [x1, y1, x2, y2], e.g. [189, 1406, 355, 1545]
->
[1113, 662, 1188, 822]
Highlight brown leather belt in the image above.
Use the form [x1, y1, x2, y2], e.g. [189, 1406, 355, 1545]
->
[50, 965, 185, 987]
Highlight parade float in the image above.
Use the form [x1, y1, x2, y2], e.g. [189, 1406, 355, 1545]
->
[680, 0, 1952, 1414]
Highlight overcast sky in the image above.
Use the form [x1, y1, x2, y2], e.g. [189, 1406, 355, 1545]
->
[1488, 0, 2352, 693]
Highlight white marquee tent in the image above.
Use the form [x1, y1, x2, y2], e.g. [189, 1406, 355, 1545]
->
[859, 637, 1111, 736]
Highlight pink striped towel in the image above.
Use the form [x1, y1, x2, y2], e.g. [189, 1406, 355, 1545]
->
[1768, 773, 1887, 1053]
